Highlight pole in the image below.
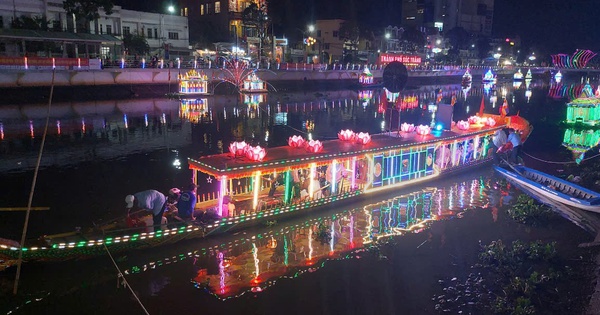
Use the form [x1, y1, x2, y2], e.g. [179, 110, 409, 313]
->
[13, 69, 55, 295]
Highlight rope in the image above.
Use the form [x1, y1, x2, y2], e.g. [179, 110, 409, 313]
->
[103, 244, 151, 315]
[523, 150, 600, 165]
[13, 69, 55, 295]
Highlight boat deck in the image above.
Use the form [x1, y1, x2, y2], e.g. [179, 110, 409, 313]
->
[189, 124, 503, 178]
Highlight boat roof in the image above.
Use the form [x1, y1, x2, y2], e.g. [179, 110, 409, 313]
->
[188, 124, 504, 178]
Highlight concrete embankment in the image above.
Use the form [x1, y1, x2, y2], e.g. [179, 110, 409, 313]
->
[0, 67, 499, 104]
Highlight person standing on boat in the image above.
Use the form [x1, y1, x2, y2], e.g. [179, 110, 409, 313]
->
[125, 190, 167, 230]
[507, 128, 523, 164]
[492, 128, 507, 164]
[176, 184, 197, 221]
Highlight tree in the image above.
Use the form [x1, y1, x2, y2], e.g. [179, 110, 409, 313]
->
[445, 27, 470, 50]
[11, 15, 51, 31]
[123, 34, 149, 56]
[401, 27, 426, 50]
[63, 0, 114, 33]
[339, 21, 360, 63]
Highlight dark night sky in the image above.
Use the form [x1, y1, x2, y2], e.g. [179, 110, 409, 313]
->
[118, 0, 600, 55]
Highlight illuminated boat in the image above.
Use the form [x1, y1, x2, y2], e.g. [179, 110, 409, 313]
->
[513, 69, 524, 81]
[555, 71, 563, 83]
[482, 69, 497, 83]
[562, 127, 600, 164]
[0, 114, 530, 265]
[525, 69, 533, 80]
[462, 68, 472, 86]
[240, 72, 268, 93]
[566, 82, 600, 126]
[359, 67, 374, 85]
[178, 69, 211, 96]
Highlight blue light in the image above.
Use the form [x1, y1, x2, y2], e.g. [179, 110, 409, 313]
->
[435, 123, 443, 131]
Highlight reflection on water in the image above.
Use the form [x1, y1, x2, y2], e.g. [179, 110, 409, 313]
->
[122, 176, 496, 299]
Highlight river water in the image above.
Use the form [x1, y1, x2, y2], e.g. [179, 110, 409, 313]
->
[1, 75, 600, 314]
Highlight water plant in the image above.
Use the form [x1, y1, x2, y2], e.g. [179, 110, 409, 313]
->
[507, 194, 554, 225]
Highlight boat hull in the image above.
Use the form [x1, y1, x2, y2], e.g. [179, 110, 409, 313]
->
[494, 165, 600, 213]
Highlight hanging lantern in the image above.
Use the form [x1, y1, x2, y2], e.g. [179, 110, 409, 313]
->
[246, 145, 267, 161]
[338, 129, 355, 141]
[456, 120, 470, 130]
[355, 132, 371, 145]
[229, 141, 249, 157]
[288, 135, 306, 148]
[306, 140, 323, 153]
[468, 116, 481, 125]
[416, 125, 431, 135]
[485, 117, 497, 127]
[400, 123, 415, 133]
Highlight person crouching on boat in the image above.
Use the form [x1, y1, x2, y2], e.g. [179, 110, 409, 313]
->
[507, 128, 523, 165]
[176, 184, 197, 221]
[491, 128, 507, 164]
[125, 190, 168, 232]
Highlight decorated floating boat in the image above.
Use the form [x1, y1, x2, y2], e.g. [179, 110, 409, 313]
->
[462, 68, 472, 86]
[562, 128, 600, 164]
[482, 69, 497, 83]
[494, 165, 600, 213]
[565, 82, 600, 126]
[525, 69, 533, 80]
[0, 114, 530, 265]
[178, 69, 211, 96]
[240, 72, 268, 93]
[513, 69, 524, 81]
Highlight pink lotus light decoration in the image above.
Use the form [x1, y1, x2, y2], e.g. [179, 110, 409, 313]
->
[484, 117, 497, 127]
[229, 141, 249, 157]
[456, 120, 470, 130]
[246, 145, 267, 161]
[306, 140, 323, 153]
[338, 129, 355, 141]
[288, 135, 306, 148]
[355, 132, 371, 145]
[468, 116, 481, 125]
[415, 125, 431, 136]
[400, 123, 415, 133]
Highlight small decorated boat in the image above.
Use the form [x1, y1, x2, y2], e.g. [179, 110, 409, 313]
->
[525, 69, 533, 80]
[240, 72, 268, 93]
[554, 71, 563, 83]
[462, 68, 472, 86]
[565, 82, 600, 126]
[482, 69, 497, 84]
[0, 114, 531, 265]
[178, 69, 211, 96]
[513, 69, 524, 81]
[494, 165, 600, 213]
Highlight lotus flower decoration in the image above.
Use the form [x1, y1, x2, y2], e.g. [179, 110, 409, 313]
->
[415, 125, 431, 136]
[355, 132, 371, 145]
[288, 135, 306, 148]
[468, 116, 481, 125]
[484, 117, 497, 127]
[306, 140, 323, 153]
[229, 141, 249, 157]
[338, 129, 355, 141]
[246, 145, 267, 161]
[456, 120, 470, 130]
[400, 123, 415, 133]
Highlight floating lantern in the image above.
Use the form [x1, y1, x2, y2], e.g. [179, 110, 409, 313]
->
[484, 117, 497, 127]
[229, 141, 249, 157]
[338, 129, 355, 141]
[416, 125, 431, 135]
[306, 140, 323, 153]
[400, 123, 415, 133]
[467, 116, 481, 124]
[246, 145, 267, 161]
[288, 135, 306, 148]
[456, 120, 470, 130]
[355, 132, 371, 145]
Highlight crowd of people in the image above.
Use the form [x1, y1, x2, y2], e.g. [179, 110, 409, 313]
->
[492, 127, 523, 165]
[124, 183, 200, 232]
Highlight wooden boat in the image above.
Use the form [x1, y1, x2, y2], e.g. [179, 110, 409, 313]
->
[0, 114, 530, 265]
[494, 165, 600, 212]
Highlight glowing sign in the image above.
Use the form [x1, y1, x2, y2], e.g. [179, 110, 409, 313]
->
[379, 53, 422, 65]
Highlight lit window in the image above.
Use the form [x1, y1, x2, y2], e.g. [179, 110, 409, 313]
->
[201, 4, 204, 15]
[215, 2, 221, 13]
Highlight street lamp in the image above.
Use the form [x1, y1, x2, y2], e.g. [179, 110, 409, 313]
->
[384, 33, 390, 52]
[167, 5, 175, 14]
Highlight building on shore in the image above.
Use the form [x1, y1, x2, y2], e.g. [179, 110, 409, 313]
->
[0, 0, 190, 61]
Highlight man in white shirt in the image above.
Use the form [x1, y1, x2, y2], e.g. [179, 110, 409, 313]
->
[507, 128, 523, 164]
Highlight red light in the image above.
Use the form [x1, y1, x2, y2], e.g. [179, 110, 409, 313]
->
[505, 38, 510, 42]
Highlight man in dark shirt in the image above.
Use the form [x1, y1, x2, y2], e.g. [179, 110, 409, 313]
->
[177, 184, 197, 221]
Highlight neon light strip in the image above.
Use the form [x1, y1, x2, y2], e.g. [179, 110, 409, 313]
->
[331, 160, 337, 194]
[351, 157, 357, 189]
[219, 175, 227, 216]
[253, 172, 261, 210]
